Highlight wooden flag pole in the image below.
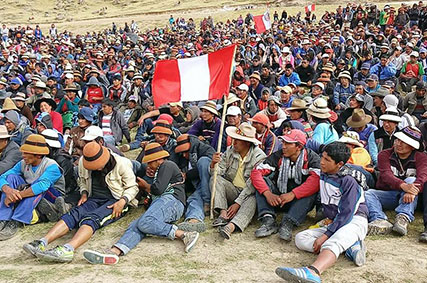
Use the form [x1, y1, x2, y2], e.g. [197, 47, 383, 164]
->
[210, 44, 237, 220]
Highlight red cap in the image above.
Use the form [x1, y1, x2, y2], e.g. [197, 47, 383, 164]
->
[279, 129, 307, 146]
[248, 113, 270, 127]
[153, 114, 173, 125]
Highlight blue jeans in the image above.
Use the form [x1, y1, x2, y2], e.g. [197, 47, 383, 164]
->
[255, 176, 316, 226]
[365, 177, 418, 222]
[129, 119, 153, 150]
[114, 194, 184, 255]
[184, 157, 211, 222]
[103, 135, 116, 146]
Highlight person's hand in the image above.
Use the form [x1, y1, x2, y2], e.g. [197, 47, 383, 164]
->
[279, 191, 295, 207]
[107, 198, 127, 218]
[181, 172, 186, 181]
[140, 141, 148, 149]
[210, 152, 221, 168]
[313, 234, 329, 254]
[138, 116, 145, 126]
[244, 113, 251, 120]
[403, 193, 416, 203]
[198, 136, 206, 141]
[78, 193, 88, 206]
[3, 186, 22, 207]
[64, 95, 70, 101]
[400, 183, 419, 195]
[226, 203, 240, 219]
[421, 112, 427, 118]
[335, 104, 341, 111]
[146, 166, 156, 177]
[264, 190, 282, 207]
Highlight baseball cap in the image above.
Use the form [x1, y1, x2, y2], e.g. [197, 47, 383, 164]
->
[248, 113, 270, 126]
[279, 129, 307, 146]
[237, 84, 249, 91]
[226, 106, 242, 116]
[361, 63, 370, 70]
[366, 74, 379, 81]
[79, 107, 94, 122]
[82, 126, 103, 141]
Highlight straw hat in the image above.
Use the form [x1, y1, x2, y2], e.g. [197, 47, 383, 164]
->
[175, 134, 191, 153]
[225, 122, 261, 145]
[307, 98, 331, 119]
[346, 109, 372, 128]
[41, 129, 61, 148]
[151, 120, 173, 135]
[64, 84, 79, 92]
[227, 93, 241, 105]
[82, 142, 111, 170]
[20, 134, 49, 155]
[34, 81, 47, 89]
[338, 131, 364, 148]
[200, 101, 219, 116]
[287, 99, 308, 111]
[142, 142, 170, 163]
[0, 125, 12, 139]
[0, 97, 19, 113]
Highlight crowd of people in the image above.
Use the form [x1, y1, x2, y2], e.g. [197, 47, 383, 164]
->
[0, 2, 427, 282]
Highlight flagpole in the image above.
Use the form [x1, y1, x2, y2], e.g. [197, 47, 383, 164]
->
[210, 44, 237, 220]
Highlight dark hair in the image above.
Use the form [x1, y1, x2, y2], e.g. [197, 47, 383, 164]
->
[102, 98, 115, 107]
[323, 141, 351, 164]
[78, 99, 90, 107]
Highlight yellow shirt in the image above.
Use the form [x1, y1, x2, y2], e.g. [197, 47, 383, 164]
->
[232, 155, 247, 188]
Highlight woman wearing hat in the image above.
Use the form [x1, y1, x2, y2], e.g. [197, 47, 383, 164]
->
[306, 98, 339, 145]
[188, 101, 222, 150]
[285, 99, 313, 137]
[34, 96, 63, 133]
[56, 84, 81, 132]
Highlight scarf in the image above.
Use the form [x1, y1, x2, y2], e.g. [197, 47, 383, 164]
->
[277, 149, 305, 194]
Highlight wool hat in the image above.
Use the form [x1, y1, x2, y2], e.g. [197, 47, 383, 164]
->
[394, 126, 423, 150]
[226, 105, 242, 116]
[225, 122, 261, 145]
[20, 134, 49, 155]
[151, 119, 173, 135]
[346, 109, 372, 128]
[82, 142, 111, 170]
[142, 142, 170, 163]
[200, 101, 219, 116]
[132, 73, 144, 81]
[175, 134, 191, 153]
[287, 99, 308, 111]
[82, 126, 103, 141]
[12, 92, 26, 102]
[307, 98, 331, 119]
[0, 125, 12, 139]
[248, 113, 269, 127]
[4, 110, 21, 126]
[41, 129, 61, 148]
[279, 129, 307, 146]
[79, 107, 95, 122]
[338, 131, 364, 148]
[0, 97, 19, 113]
[379, 107, 402, 123]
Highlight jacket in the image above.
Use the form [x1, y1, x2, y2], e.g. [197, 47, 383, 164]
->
[0, 140, 21, 175]
[78, 152, 139, 207]
[49, 148, 77, 195]
[278, 72, 301, 87]
[403, 91, 427, 115]
[188, 117, 221, 150]
[211, 145, 266, 205]
[97, 110, 131, 144]
[369, 63, 397, 81]
[177, 135, 215, 171]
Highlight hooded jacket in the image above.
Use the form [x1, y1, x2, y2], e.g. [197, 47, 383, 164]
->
[177, 135, 215, 172]
[0, 140, 21, 175]
[97, 110, 131, 144]
[178, 106, 200, 133]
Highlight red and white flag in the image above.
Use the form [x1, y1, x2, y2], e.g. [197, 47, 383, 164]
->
[305, 4, 315, 13]
[152, 45, 236, 107]
[253, 12, 272, 34]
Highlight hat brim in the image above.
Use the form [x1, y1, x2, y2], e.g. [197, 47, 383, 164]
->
[81, 134, 98, 141]
[346, 115, 372, 128]
[151, 126, 172, 135]
[278, 135, 306, 146]
[287, 106, 308, 111]
[225, 127, 261, 145]
[379, 114, 402, 123]
[34, 98, 57, 113]
[200, 106, 219, 116]
[83, 147, 111, 170]
[394, 132, 420, 150]
[45, 139, 61, 148]
[175, 142, 191, 153]
[20, 144, 49, 155]
[338, 137, 364, 148]
[142, 150, 170, 163]
[307, 109, 331, 119]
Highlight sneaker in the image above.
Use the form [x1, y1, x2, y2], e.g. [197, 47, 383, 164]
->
[345, 240, 367, 267]
[120, 144, 130, 152]
[393, 214, 410, 236]
[178, 220, 206, 233]
[55, 196, 72, 216]
[419, 228, 427, 243]
[275, 266, 321, 283]
[255, 215, 278, 238]
[37, 198, 62, 222]
[367, 219, 393, 236]
[0, 221, 20, 241]
[278, 219, 293, 241]
[23, 240, 46, 257]
[182, 231, 199, 253]
[83, 249, 119, 265]
[35, 245, 74, 263]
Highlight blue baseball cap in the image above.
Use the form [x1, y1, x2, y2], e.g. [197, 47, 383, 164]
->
[10, 78, 22, 85]
[79, 107, 94, 122]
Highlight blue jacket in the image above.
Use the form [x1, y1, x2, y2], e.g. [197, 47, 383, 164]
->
[278, 72, 301, 87]
[333, 83, 355, 105]
[370, 63, 397, 81]
[312, 123, 339, 145]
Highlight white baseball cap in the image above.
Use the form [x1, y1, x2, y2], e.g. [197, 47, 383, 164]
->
[226, 106, 242, 116]
[237, 84, 249, 91]
[82, 126, 103, 141]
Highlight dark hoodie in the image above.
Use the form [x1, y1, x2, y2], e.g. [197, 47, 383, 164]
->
[176, 134, 215, 172]
[178, 106, 200, 134]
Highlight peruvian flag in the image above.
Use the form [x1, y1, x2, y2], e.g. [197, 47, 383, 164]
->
[152, 45, 236, 107]
[253, 12, 272, 34]
[305, 4, 315, 13]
